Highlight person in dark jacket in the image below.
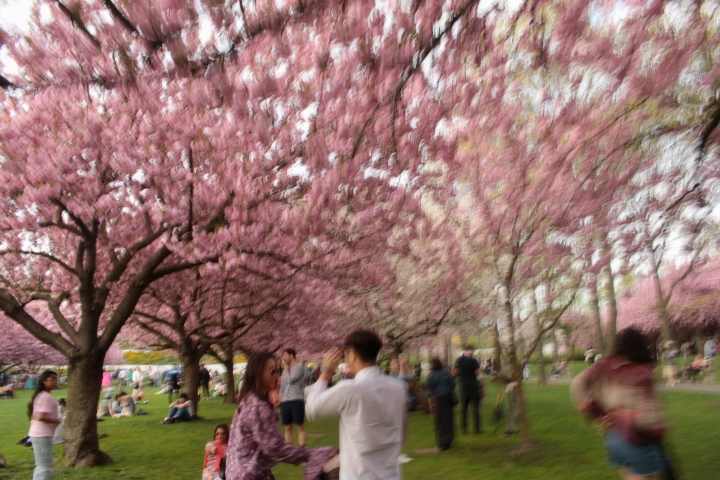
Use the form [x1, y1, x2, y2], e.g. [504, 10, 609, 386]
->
[426, 358, 456, 450]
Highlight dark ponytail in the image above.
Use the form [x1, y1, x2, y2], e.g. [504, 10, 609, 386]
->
[27, 370, 57, 419]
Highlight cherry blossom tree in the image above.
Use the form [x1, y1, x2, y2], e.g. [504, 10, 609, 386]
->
[2, 0, 719, 463]
[617, 258, 720, 340]
[0, 314, 66, 372]
[420, 0, 718, 449]
[0, 0, 418, 465]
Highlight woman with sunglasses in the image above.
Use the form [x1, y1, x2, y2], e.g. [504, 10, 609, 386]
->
[225, 352, 333, 480]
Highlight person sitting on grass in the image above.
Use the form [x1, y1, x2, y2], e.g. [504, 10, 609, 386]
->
[203, 424, 229, 480]
[163, 393, 194, 423]
[682, 352, 709, 381]
[213, 379, 227, 398]
[111, 393, 123, 415]
[97, 392, 113, 418]
[132, 367, 148, 404]
[114, 392, 136, 418]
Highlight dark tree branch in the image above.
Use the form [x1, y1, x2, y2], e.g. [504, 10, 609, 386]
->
[30, 292, 80, 345]
[0, 74, 14, 89]
[54, 0, 102, 50]
[0, 288, 75, 356]
[1, 249, 78, 277]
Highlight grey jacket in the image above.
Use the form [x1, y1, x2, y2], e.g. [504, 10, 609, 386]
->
[280, 363, 306, 402]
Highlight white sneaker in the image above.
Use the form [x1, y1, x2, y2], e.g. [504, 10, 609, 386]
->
[398, 454, 413, 464]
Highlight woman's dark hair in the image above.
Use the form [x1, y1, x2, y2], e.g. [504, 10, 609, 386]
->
[343, 329, 382, 363]
[214, 423, 230, 438]
[429, 357, 443, 371]
[283, 348, 297, 358]
[27, 370, 57, 419]
[237, 351, 276, 406]
[178, 393, 188, 400]
[613, 328, 653, 364]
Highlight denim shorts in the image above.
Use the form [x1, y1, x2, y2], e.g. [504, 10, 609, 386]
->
[604, 431, 667, 476]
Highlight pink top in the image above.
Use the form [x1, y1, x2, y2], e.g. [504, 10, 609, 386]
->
[101, 371, 112, 387]
[29, 391, 59, 437]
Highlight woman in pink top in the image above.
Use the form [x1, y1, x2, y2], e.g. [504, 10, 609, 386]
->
[101, 369, 112, 388]
[28, 370, 61, 480]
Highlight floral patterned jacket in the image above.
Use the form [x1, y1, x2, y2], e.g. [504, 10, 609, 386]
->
[225, 392, 332, 480]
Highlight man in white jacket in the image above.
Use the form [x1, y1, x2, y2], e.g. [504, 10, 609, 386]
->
[305, 330, 407, 480]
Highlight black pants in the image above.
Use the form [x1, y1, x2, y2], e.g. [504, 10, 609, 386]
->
[435, 392, 455, 449]
[461, 393, 481, 433]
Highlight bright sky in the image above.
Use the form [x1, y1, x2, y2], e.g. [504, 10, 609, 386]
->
[0, 0, 33, 34]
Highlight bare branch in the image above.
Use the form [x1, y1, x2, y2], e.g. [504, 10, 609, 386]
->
[1, 249, 78, 277]
[30, 292, 80, 344]
[0, 288, 75, 356]
[53, 1, 102, 50]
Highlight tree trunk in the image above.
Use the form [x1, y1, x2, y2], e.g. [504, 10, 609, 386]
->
[529, 295, 547, 387]
[527, 294, 547, 387]
[210, 344, 237, 405]
[602, 263, 618, 353]
[222, 356, 236, 405]
[650, 268, 673, 344]
[513, 313, 526, 359]
[589, 274, 605, 355]
[63, 353, 112, 467]
[492, 323, 502, 373]
[179, 347, 202, 418]
[497, 280, 533, 449]
[443, 335, 451, 366]
[536, 339, 547, 387]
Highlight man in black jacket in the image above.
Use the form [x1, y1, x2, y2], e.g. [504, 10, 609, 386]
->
[454, 345, 483, 434]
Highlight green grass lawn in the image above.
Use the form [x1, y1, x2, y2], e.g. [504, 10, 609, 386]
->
[1, 383, 718, 479]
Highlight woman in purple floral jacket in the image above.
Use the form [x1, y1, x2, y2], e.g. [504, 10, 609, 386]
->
[225, 351, 332, 480]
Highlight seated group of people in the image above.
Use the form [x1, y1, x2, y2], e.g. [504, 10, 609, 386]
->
[662, 340, 714, 385]
[681, 352, 713, 381]
[551, 359, 569, 377]
[97, 391, 137, 418]
[0, 385, 14, 398]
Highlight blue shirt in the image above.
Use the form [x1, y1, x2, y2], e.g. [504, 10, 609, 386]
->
[426, 368, 455, 397]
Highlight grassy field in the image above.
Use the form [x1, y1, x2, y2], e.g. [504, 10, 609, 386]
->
[1, 382, 718, 480]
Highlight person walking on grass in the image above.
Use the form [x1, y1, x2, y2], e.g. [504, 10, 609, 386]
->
[28, 370, 61, 480]
[279, 348, 308, 446]
[306, 329, 407, 480]
[199, 364, 211, 400]
[572, 328, 674, 480]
